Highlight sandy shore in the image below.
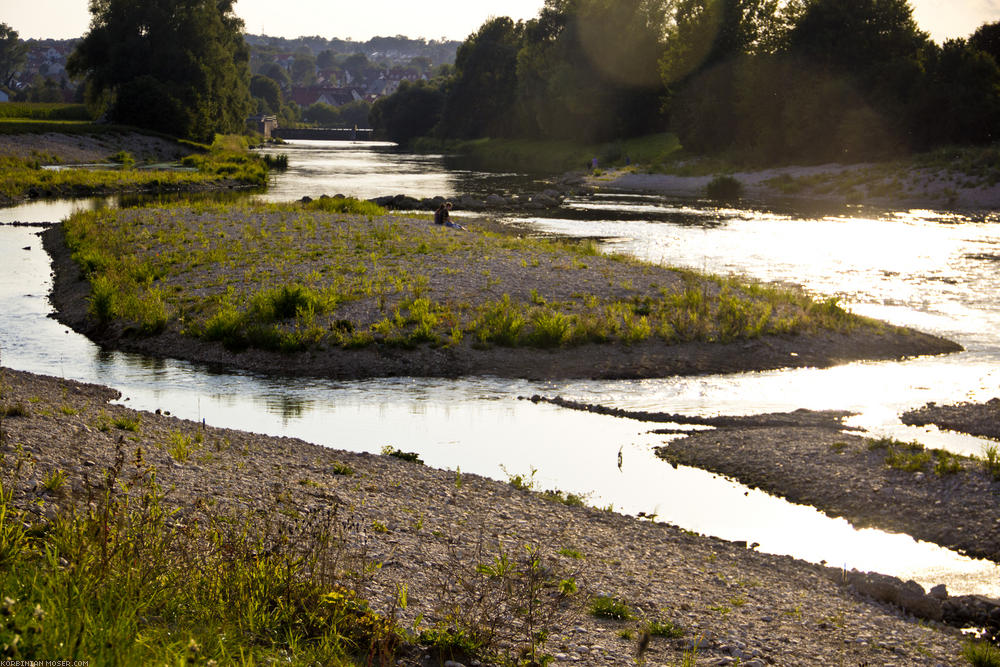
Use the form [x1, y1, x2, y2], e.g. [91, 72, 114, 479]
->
[587, 163, 1000, 211]
[0, 366, 977, 665]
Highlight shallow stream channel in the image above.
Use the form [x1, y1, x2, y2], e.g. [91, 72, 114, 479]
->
[3, 140, 1000, 596]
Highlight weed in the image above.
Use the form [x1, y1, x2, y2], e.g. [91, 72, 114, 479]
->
[430, 538, 576, 665]
[1, 403, 29, 418]
[964, 640, 1000, 667]
[982, 444, 1000, 481]
[40, 469, 67, 493]
[557, 547, 584, 560]
[381, 445, 423, 465]
[933, 449, 964, 476]
[331, 462, 355, 476]
[112, 414, 141, 432]
[371, 519, 388, 533]
[883, 442, 931, 473]
[167, 431, 195, 462]
[540, 488, 587, 507]
[646, 619, 685, 638]
[503, 466, 538, 491]
[830, 441, 849, 453]
[590, 595, 633, 620]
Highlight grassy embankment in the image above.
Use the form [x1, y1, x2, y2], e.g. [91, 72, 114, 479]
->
[61, 198, 870, 353]
[0, 104, 274, 203]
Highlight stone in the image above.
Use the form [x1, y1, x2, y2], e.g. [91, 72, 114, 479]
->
[929, 584, 948, 600]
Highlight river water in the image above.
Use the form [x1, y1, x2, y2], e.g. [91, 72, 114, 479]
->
[2, 140, 999, 595]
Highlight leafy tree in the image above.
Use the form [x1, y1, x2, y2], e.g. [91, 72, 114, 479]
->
[68, 0, 252, 142]
[291, 51, 317, 85]
[370, 80, 444, 144]
[912, 39, 1000, 147]
[343, 53, 379, 83]
[785, 0, 928, 79]
[316, 49, 336, 70]
[0, 23, 27, 88]
[250, 74, 283, 114]
[438, 17, 524, 139]
[516, 0, 671, 141]
[259, 62, 292, 90]
[969, 21, 1000, 65]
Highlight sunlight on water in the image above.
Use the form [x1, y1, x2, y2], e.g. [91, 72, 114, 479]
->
[4, 144, 1000, 597]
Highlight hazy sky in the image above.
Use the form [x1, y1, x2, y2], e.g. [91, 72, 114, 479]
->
[2, 0, 997, 44]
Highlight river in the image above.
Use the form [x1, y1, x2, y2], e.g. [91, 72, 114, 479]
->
[2, 140, 999, 595]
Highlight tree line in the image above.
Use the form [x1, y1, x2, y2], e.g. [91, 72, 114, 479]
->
[372, 0, 1000, 163]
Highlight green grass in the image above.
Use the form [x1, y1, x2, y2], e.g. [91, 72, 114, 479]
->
[589, 595, 633, 620]
[0, 469, 400, 664]
[646, 619, 685, 638]
[0, 103, 92, 121]
[964, 639, 1000, 667]
[60, 200, 880, 356]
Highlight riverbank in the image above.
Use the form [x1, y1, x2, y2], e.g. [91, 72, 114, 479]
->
[0, 366, 978, 665]
[586, 160, 1000, 211]
[0, 131, 268, 206]
[42, 201, 961, 381]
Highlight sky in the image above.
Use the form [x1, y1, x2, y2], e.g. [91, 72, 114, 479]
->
[1, 0, 998, 44]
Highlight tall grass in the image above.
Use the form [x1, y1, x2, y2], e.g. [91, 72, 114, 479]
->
[0, 451, 400, 664]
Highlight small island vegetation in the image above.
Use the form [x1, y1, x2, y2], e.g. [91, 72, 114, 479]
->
[49, 197, 950, 380]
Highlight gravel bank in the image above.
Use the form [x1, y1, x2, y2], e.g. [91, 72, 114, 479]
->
[652, 410, 1000, 563]
[903, 399, 1000, 442]
[587, 163, 1000, 210]
[0, 367, 973, 665]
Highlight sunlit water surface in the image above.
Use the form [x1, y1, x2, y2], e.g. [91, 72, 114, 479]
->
[3, 142, 999, 596]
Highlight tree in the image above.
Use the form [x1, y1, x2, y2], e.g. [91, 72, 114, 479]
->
[250, 74, 283, 114]
[969, 21, 1000, 65]
[370, 80, 445, 144]
[68, 0, 252, 142]
[516, 0, 672, 141]
[316, 49, 336, 70]
[260, 62, 291, 90]
[785, 0, 927, 79]
[0, 23, 27, 88]
[291, 50, 317, 85]
[438, 17, 524, 139]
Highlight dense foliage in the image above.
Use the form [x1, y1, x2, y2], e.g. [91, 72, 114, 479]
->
[0, 23, 27, 89]
[373, 0, 1000, 162]
[67, 0, 252, 142]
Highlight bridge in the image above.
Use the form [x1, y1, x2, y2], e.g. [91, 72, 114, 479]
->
[272, 127, 376, 141]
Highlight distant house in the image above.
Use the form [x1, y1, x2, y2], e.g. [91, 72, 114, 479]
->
[289, 86, 363, 107]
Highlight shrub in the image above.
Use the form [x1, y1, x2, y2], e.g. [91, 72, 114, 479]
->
[589, 595, 633, 620]
[706, 174, 743, 200]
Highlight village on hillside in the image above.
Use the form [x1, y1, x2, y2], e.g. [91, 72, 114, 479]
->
[2, 34, 459, 128]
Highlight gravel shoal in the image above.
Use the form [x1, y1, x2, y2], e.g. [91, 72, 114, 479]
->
[654, 410, 1000, 563]
[903, 399, 1000, 442]
[0, 367, 973, 665]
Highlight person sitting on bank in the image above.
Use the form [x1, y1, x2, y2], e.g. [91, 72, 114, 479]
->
[434, 201, 453, 225]
[434, 201, 466, 229]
